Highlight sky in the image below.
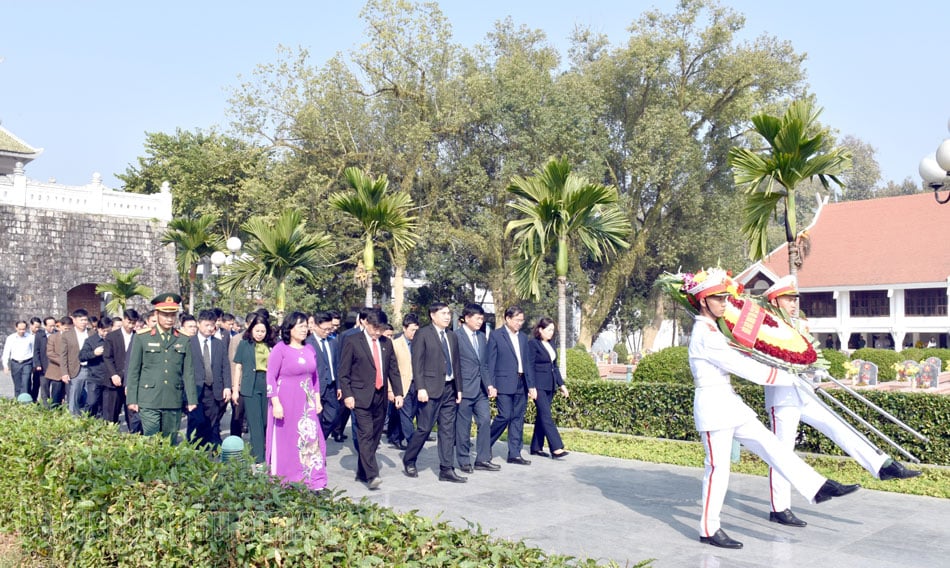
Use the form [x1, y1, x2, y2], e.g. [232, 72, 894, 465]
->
[1, 0, 948, 189]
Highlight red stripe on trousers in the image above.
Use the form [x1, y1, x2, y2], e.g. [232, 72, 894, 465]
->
[702, 431, 716, 537]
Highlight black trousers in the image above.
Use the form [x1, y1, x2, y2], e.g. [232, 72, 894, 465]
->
[352, 387, 388, 481]
[195, 384, 227, 447]
[101, 385, 125, 424]
[403, 381, 458, 471]
[529, 388, 564, 453]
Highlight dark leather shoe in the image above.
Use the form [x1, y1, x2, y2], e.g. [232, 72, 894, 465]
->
[814, 479, 861, 503]
[552, 450, 569, 459]
[530, 450, 550, 457]
[391, 441, 408, 450]
[474, 461, 501, 471]
[403, 463, 418, 478]
[438, 469, 467, 483]
[879, 460, 922, 480]
[769, 509, 807, 527]
[367, 477, 382, 490]
[459, 464, 474, 474]
[507, 456, 531, 465]
[332, 434, 348, 442]
[699, 529, 742, 549]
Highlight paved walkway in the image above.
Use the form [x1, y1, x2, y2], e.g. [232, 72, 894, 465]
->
[3, 369, 949, 566]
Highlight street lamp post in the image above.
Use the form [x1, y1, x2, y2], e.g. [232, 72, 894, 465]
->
[224, 237, 242, 313]
[918, 117, 950, 204]
[210, 250, 227, 307]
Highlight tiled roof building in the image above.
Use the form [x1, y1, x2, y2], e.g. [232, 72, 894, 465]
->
[737, 192, 949, 351]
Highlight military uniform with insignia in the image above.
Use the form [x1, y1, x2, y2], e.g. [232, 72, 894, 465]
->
[126, 293, 198, 439]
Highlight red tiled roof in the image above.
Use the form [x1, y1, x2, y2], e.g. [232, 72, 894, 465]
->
[751, 193, 950, 288]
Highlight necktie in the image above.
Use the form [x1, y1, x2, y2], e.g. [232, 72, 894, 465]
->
[440, 330, 452, 377]
[471, 332, 479, 360]
[372, 338, 383, 389]
[202, 338, 213, 386]
[321, 338, 335, 381]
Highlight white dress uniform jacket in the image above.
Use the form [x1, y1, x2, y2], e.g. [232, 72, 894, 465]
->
[688, 316, 797, 431]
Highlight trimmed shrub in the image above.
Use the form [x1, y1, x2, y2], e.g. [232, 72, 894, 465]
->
[898, 348, 950, 367]
[631, 347, 690, 383]
[851, 348, 902, 381]
[0, 403, 611, 567]
[613, 342, 630, 364]
[566, 346, 600, 382]
[821, 349, 849, 380]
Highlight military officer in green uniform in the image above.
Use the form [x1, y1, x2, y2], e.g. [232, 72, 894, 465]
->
[126, 293, 198, 440]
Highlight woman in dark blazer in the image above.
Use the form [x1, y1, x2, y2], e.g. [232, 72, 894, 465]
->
[527, 317, 570, 459]
[231, 312, 276, 464]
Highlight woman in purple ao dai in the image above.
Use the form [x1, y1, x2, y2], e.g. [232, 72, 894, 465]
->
[266, 311, 327, 490]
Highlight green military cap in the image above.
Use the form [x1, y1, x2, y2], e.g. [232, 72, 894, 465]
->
[151, 292, 183, 313]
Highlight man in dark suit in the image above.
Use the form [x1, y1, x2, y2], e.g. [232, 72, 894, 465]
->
[488, 305, 537, 465]
[80, 317, 113, 417]
[455, 304, 500, 473]
[306, 311, 341, 440]
[34, 317, 56, 406]
[188, 309, 230, 447]
[331, 308, 371, 444]
[337, 309, 403, 490]
[103, 309, 140, 430]
[402, 302, 465, 483]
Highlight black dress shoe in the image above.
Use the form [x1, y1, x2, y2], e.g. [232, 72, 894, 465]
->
[530, 450, 550, 457]
[699, 529, 742, 549]
[459, 464, 474, 474]
[438, 469, 467, 483]
[332, 434, 348, 442]
[814, 479, 861, 503]
[507, 456, 531, 465]
[879, 460, 922, 480]
[391, 441, 408, 450]
[552, 450, 569, 459]
[769, 509, 807, 527]
[403, 463, 418, 478]
[474, 461, 501, 471]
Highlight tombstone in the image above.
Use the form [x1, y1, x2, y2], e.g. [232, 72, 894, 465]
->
[919, 362, 940, 389]
[858, 361, 878, 386]
[847, 359, 864, 385]
[925, 356, 942, 372]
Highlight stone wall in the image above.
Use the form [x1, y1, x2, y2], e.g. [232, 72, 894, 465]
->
[0, 203, 177, 332]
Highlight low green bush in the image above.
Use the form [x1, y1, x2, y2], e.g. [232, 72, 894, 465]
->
[631, 347, 690, 383]
[613, 342, 630, 364]
[0, 403, 611, 567]
[851, 348, 902, 381]
[897, 348, 950, 367]
[821, 348, 849, 379]
[566, 346, 600, 382]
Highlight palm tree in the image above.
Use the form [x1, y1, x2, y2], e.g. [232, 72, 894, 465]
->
[728, 100, 852, 276]
[507, 157, 631, 377]
[161, 214, 224, 313]
[329, 167, 417, 309]
[95, 268, 154, 315]
[219, 210, 331, 316]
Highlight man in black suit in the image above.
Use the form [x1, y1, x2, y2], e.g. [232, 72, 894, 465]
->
[188, 309, 230, 447]
[455, 304, 500, 473]
[402, 302, 466, 483]
[33, 316, 55, 406]
[488, 306, 537, 465]
[332, 307, 371, 444]
[103, 309, 140, 429]
[338, 309, 403, 490]
[306, 311, 341, 440]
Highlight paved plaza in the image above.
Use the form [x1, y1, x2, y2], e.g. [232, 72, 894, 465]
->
[2, 369, 949, 567]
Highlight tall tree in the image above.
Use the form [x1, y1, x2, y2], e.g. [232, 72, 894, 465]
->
[219, 210, 331, 316]
[570, 0, 809, 346]
[329, 167, 417, 310]
[728, 99, 852, 275]
[95, 268, 154, 316]
[507, 157, 631, 377]
[161, 214, 224, 313]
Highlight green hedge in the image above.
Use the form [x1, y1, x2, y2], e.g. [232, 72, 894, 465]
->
[821, 349, 849, 380]
[0, 403, 610, 567]
[893, 348, 950, 367]
[631, 347, 690, 383]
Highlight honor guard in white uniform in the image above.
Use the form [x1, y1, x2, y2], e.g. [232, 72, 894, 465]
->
[763, 276, 921, 528]
[685, 268, 860, 549]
